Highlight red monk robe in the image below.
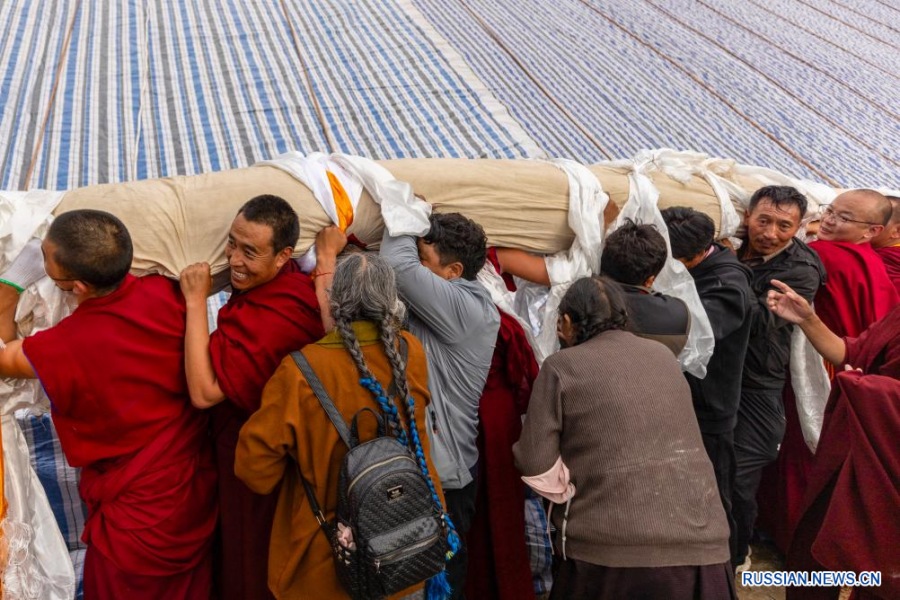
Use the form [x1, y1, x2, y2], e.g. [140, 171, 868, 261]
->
[466, 309, 539, 600]
[21, 275, 217, 600]
[875, 244, 900, 295]
[209, 259, 323, 600]
[785, 306, 900, 600]
[762, 241, 898, 552]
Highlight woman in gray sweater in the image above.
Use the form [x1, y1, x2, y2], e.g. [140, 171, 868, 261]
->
[514, 277, 735, 599]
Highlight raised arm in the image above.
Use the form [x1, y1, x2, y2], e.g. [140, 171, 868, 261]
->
[311, 226, 348, 333]
[179, 262, 226, 409]
[493, 248, 551, 286]
[767, 278, 845, 366]
[380, 230, 481, 342]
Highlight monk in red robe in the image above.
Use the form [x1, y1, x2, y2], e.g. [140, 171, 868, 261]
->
[0, 210, 217, 600]
[466, 308, 539, 600]
[872, 195, 900, 295]
[765, 189, 898, 552]
[180, 195, 342, 600]
[767, 281, 900, 600]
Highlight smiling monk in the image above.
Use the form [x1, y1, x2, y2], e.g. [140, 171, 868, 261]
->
[179, 195, 341, 600]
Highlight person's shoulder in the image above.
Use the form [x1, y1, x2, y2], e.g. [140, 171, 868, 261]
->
[625, 291, 689, 332]
[134, 273, 184, 303]
[400, 330, 426, 356]
[770, 240, 825, 282]
[453, 278, 500, 326]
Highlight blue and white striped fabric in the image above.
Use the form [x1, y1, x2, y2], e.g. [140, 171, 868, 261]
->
[411, 0, 900, 188]
[0, 0, 537, 192]
[1, 0, 898, 596]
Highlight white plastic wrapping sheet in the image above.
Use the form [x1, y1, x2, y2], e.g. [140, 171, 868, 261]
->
[2, 418, 76, 600]
[513, 159, 607, 363]
[0, 189, 76, 599]
[332, 154, 432, 237]
[609, 153, 715, 378]
[789, 326, 831, 453]
[260, 152, 368, 271]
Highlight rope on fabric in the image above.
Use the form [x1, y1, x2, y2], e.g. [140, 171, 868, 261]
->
[23, 0, 83, 189]
[575, 0, 842, 188]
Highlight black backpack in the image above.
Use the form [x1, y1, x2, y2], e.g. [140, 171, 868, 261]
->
[290, 344, 450, 599]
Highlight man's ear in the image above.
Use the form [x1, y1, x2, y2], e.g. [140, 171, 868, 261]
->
[446, 261, 464, 280]
[863, 225, 884, 242]
[72, 280, 92, 299]
[274, 246, 293, 269]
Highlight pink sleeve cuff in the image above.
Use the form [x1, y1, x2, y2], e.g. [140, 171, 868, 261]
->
[522, 456, 576, 504]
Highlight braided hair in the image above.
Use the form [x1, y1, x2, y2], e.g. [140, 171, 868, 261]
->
[558, 276, 629, 347]
[328, 253, 462, 588]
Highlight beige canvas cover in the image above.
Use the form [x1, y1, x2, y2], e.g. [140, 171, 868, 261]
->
[55, 158, 749, 279]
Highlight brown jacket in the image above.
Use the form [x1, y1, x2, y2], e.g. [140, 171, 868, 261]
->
[235, 322, 443, 599]
[514, 329, 729, 568]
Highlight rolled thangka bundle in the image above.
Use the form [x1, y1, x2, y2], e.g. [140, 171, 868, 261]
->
[53, 150, 790, 281]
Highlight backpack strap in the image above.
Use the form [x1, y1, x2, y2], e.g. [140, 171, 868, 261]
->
[290, 350, 353, 447]
[287, 337, 410, 534]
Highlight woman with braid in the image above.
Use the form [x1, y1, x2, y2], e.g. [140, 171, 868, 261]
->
[235, 253, 448, 599]
[514, 276, 735, 600]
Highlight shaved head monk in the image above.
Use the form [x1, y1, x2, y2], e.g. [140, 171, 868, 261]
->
[179, 195, 341, 600]
[0, 210, 217, 599]
[870, 195, 900, 295]
[768, 188, 899, 554]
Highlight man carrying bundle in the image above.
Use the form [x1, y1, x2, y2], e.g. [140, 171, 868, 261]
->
[0, 210, 216, 599]
[178, 194, 341, 600]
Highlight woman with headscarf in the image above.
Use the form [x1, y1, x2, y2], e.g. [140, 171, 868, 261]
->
[514, 276, 735, 599]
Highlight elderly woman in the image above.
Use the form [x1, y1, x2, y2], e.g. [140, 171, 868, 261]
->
[235, 253, 450, 600]
[514, 276, 735, 599]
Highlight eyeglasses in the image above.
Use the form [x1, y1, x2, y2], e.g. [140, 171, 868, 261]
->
[821, 206, 879, 226]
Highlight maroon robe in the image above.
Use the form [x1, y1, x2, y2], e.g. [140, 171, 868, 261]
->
[762, 241, 898, 552]
[466, 309, 538, 600]
[22, 275, 217, 600]
[875, 244, 900, 296]
[785, 306, 900, 600]
[209, 260, 323, 600]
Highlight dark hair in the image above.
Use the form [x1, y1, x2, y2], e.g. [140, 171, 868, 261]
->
[237, 195, 300, 253]
[748, 185, 808, 217]
[558, 276, 628, 346]
[600, 219, 667, 286]
[661, 207, 715, 260]
[422, 213, 487, 281]
[46, 210, 133, 291]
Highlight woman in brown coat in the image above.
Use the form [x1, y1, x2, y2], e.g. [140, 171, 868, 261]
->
[514, 276, 735, 600]
[235, 253, 452, 599]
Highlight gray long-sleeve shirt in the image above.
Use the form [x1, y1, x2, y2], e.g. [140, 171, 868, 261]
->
[381, 231, 499, 489]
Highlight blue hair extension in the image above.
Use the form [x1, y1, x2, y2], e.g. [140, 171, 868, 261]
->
[425, 570, 452, 600]
[358, 375, 461, 600]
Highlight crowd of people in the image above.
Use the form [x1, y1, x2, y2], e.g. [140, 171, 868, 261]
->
[0, 184, 896, 600]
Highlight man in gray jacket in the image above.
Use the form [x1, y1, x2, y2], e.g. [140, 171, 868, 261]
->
[381, 212, 499, 599]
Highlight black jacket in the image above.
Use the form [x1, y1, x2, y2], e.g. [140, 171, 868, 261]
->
[739, 240, 825, 391]
[686, 244, 754, 434]
[619, 284, 691, 358]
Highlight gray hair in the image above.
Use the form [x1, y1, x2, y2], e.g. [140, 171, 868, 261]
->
[330, 253, 412, 435]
